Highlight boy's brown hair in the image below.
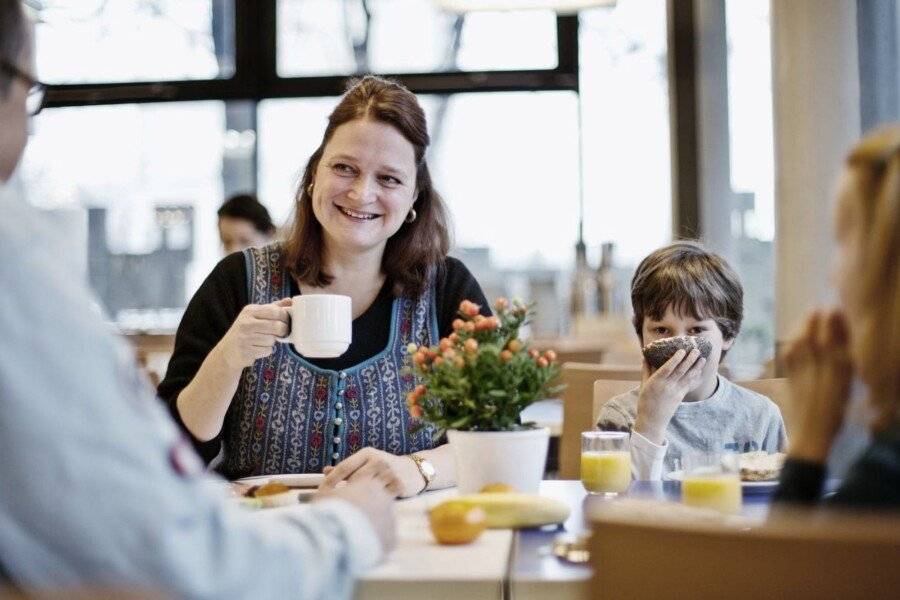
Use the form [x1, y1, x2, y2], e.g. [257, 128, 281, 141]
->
[631, 241, 743, 346]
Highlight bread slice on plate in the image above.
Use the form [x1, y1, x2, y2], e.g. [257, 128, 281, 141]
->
[739, 451, 785, 482]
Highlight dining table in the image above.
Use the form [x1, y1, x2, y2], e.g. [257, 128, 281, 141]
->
[354, 479, 778, 600]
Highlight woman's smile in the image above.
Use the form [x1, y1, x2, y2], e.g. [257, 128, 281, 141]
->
[335, 203, 382, 222]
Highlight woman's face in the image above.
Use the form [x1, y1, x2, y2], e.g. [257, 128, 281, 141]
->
[218, 216, 272, 255]
[310, 118, 418, 256]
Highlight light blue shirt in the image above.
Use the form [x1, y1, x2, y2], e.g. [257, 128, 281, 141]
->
[0, 191, 382, 598]
[597, 375, 788, 480]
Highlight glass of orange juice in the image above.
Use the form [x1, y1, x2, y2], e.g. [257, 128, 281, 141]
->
[581, 431, 631, 497]
[680, 452, 742, 514]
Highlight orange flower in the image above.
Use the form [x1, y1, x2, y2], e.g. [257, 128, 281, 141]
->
[443, 348, 457, 360]
[453, 356, 465, 369]
[494, 297, 509, 311]
[452, 318, 465, 331]
[464, 338, 479, 353]
[413, 352, 427, 366]
[409, 404, 423, 419]
[406, 392, 418, 408]
[536, 357, 549, 369]
[449, 332, 460, 343]
[439, 338, 453, 352]
[414, 384, 427, 397]
[460, 300, 480, 317]
[433, 356, 444, 366]
[543, 350, 557, 363]
[464, 321, 476, 333]
[507, 339, 522, 353]
[500, 350, 513, 363]
[528, 349, 540, 359]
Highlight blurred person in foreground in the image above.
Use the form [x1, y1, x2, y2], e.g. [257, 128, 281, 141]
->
[159, 76, 488, 495]
[775, 125, 900, 508]
[217, 193, 277, 254]
[0, 2, 395, 597]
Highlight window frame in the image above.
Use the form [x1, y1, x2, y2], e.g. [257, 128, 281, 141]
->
[42, 1, 580, 108]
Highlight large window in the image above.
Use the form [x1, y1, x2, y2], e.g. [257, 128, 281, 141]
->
[35, 0, 232, 84]
[579, 1, 671, 268]
[725, 0, 775, 376]
[26, 1, 670, 341]
[277, 0, 558, 76]
[18, 102, 226, 330]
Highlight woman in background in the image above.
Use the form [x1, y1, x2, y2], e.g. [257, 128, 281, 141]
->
[775, 125, 900, 508]
[217, 193, 277, 254]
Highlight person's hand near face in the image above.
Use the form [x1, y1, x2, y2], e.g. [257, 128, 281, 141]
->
[632, 306, 731, 445]
[783, 310, 855, 464]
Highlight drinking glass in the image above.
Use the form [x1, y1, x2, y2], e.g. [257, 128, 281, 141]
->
[580, 431, 631, 497]
[680, 452, 742, 514]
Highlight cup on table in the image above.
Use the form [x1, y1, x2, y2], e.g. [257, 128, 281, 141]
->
[278, 294, 352, 358]
[680, 452, 742, 514]
[580, 431, 632, 497]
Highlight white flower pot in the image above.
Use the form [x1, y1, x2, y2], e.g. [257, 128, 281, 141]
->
[447, 428, 549, 494]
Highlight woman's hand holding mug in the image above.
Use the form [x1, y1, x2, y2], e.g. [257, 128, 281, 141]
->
[215, 299, 292, 371]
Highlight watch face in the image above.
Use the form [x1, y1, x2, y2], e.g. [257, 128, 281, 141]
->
[420, 459, 436, 479]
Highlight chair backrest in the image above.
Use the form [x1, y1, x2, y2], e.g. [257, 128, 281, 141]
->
[558, 363, 638, 479]
[591, 378, 640, 429]
[736, 377, 793, 435]
[590, 508, 900, 600]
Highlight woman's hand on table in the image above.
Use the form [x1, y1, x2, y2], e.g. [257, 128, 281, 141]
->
[213, 299, 292, 371]
[313, 475, 397, 553]
[783, 309, 854, 464]
[633, 349, 706, 445]
[319, 447, 425, 498]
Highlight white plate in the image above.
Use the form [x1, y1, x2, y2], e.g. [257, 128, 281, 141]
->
[665, 470, 779, 489]
[235, 473, 325, 488]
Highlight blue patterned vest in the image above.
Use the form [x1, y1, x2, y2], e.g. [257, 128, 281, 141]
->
[219, 244, 440, 479]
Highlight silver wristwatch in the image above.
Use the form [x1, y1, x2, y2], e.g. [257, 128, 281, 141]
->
[408, 454, 436, 494]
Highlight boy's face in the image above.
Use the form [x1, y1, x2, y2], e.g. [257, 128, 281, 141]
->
[641, 305, 734, 385]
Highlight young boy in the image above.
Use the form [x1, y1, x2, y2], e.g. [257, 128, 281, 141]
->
[596, 242, 787, 480]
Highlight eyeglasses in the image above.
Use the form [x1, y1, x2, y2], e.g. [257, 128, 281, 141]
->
[0, 60, 46, 116]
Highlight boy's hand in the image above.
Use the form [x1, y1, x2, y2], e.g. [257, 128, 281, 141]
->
[633, 349, 706, 445]
[783, 309, 854, 464]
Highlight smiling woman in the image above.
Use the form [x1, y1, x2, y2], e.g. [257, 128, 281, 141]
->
[158, 76, 489, 498]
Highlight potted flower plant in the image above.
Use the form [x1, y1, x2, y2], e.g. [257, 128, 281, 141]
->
[405, 298, 562, 493]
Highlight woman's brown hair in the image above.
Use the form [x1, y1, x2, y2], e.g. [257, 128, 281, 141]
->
[840, 126, 900, 429]
[282, 75, 451, 298]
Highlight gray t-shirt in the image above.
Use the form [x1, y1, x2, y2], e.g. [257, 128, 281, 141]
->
[597, 375, 787, 477]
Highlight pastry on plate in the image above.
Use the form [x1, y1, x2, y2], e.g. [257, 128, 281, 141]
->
[739, 451, 785, 482]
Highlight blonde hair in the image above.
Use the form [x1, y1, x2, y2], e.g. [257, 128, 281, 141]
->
[841, 125, 900, 430]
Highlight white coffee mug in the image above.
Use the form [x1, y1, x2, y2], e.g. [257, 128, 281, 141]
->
[278, 294, 352, 358]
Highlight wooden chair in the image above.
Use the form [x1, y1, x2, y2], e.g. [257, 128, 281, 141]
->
[558, 363, 638, 479]
[590, 507, 900, 599]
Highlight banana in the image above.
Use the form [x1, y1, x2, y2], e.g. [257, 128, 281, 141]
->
[438, 493, 571, 528]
